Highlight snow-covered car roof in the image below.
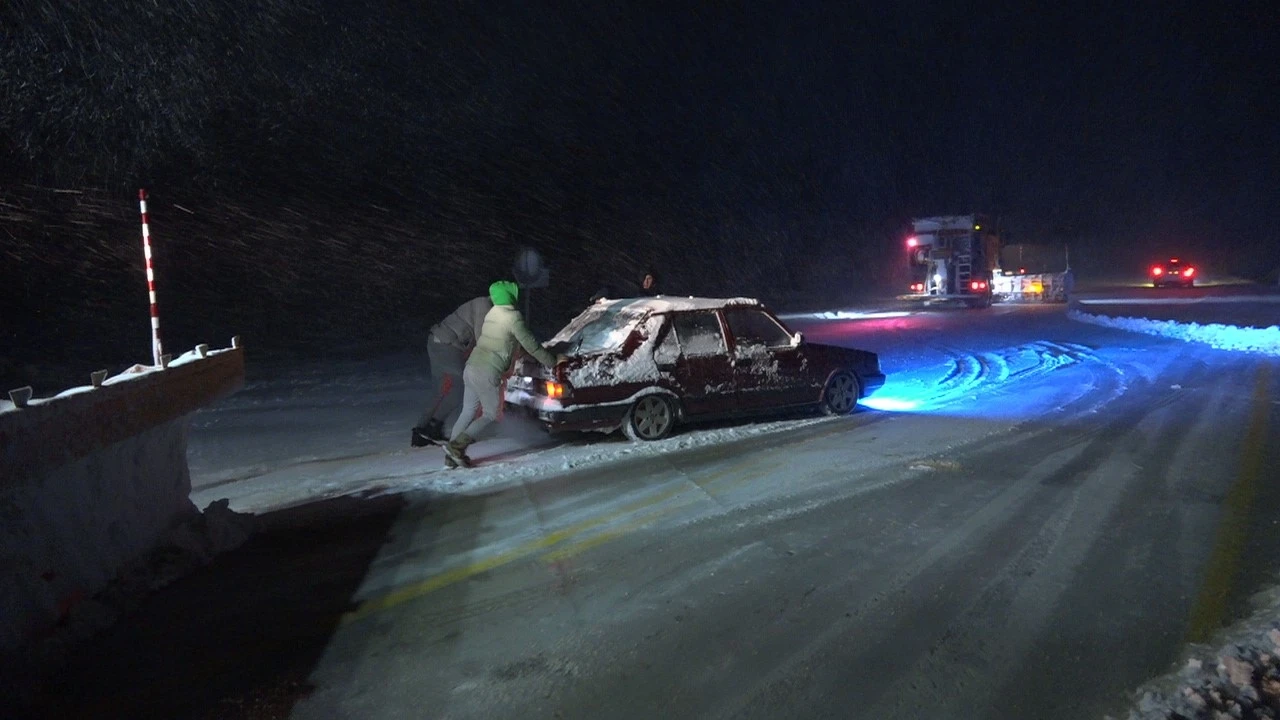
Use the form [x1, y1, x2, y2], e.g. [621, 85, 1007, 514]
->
[547, 296, 769, 356]
[594, 296, 763, 313]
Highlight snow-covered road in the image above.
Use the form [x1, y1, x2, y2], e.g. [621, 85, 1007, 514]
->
[33, 302, 1280, 719]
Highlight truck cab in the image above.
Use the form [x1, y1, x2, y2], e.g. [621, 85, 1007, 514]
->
[904, 214, 999, 308]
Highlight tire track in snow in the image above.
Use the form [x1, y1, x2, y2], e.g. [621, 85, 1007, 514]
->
[913, 341, 1095, 411]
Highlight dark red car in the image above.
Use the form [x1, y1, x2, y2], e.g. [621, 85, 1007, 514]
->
[1151, 258, 1197, 288]
[504, 297, 886, 440]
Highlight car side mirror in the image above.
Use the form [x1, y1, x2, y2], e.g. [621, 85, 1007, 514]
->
[791, 332, 804, 346]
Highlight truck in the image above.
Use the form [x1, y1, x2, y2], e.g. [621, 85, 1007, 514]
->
[902, 215, 999, 308]
[902, 215, 1072, 306]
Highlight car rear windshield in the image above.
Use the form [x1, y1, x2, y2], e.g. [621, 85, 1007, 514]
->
[548, 304, 648, 355]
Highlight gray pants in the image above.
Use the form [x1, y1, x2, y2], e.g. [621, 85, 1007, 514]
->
[418, 339, 466, 429]
[450, 364, 503, 441]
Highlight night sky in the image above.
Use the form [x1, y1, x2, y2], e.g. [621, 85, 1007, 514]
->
[2, 1, 1277, 388]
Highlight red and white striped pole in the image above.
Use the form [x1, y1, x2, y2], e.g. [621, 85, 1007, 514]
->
[138, 189, 163, 367]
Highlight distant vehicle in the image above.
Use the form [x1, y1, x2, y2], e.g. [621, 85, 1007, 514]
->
[904, 215, 998, 308]
[1150, 258, 1196, 288]
[504, 297, 886, 441]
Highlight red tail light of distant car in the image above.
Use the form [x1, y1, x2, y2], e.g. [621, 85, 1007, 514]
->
[1152, 266, 1164, 276]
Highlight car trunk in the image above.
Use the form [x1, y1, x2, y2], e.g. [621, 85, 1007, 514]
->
[506, 355, 560, 402]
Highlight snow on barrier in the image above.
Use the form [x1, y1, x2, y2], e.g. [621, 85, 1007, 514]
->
[0, 341, 246, 653]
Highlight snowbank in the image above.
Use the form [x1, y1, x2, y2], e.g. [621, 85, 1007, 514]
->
[1118, 587, 1280, 720]
[0, 344, 246, 654]
[1069, 310, 1280, 356]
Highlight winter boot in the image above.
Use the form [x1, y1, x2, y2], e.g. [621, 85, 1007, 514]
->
[424, 418, 446, 442]
[444, 434, 475, 468]
[411, 426, 434, 448]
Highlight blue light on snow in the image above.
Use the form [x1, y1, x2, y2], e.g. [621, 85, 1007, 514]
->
[859, 395, 920, 412]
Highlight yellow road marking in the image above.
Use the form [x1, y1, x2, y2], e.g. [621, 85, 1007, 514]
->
[542, 504, 686, 563]
[1185, 363, 1272, 643]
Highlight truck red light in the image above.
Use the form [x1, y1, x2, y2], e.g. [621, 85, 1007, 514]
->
[1183, 267, 1195, 277]
[906, 237, 918, 248]
[1152, 266, 1164, 275]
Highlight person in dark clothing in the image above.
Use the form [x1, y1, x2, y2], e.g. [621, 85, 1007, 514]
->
[638, 269, 660, 297]
[411, 294, 492, 446]
[590, 269, 662, 303]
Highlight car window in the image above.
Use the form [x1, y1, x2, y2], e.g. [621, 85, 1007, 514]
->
[672, 312, 726, 356]
[547, 304, 647, 354]
[723, 308, 791, 349]
[653, 319, 680, 364]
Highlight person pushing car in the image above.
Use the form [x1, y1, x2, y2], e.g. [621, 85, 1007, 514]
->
[411, 293, 492, 447]
[445, 280, 564, 468]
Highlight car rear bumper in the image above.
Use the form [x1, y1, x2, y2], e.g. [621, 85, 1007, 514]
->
[504, 389, 629, 433]
[861, 372, 886, 396]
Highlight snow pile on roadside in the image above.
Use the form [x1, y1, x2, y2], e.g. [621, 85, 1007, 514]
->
[1069, 310, 1280, 356]
[1117, 580, 1280, 719]
[1119, 625, 1280, 719]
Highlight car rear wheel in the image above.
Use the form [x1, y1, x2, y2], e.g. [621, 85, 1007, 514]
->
[623, 394, 676, 441]
[822, 371, 861, 415]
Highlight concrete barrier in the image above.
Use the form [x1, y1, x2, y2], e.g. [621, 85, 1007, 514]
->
[0, 343, 245, 651]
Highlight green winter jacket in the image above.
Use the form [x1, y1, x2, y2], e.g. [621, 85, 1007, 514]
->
[466, 281, 557, 379]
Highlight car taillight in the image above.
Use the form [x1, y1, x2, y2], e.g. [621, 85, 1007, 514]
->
[1183, 267, 1195, 277]
[969, 280, 988, 290]
[544, 380, 566, 399]
[909, 282, 924, 291]
[1152, 266, 1164, 275]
